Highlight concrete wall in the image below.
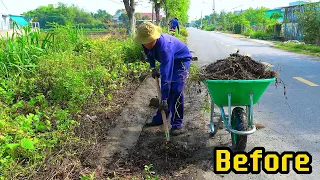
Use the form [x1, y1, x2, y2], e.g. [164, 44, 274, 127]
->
[0, 15, 10, 30]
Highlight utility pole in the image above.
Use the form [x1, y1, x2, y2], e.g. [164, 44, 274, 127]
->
[152, 4, 154, 23]
[212, 0, 216, 25]
[200, 10, 203, 29]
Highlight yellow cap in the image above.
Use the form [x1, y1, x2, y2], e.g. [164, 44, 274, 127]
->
[134, 22, 162, 44]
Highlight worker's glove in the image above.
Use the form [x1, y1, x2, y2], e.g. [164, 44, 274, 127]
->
[159, 100, 168, 112]
[152, 68, 160, 79]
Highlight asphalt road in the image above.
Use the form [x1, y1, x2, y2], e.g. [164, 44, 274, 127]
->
[187, 27, 320, 180]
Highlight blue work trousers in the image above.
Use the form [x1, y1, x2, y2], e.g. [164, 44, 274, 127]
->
[152, 58, 191, 130]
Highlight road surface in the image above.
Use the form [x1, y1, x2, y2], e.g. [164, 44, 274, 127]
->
[187, 27, 320, 180]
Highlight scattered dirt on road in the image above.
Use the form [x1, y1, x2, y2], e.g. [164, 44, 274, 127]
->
[199, 51, 277, 80]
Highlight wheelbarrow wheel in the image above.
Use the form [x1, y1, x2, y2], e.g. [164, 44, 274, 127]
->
[231, 107, 248, 152]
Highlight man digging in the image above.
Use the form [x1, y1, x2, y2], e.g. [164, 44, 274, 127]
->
[134, 22, 192, 136]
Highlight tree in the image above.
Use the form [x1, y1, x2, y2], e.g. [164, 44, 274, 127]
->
[154, 0, 161, 25]
[218, 11, 227, 31]
[122, 0, 136, 36]
[119, 13, 129, 28]
[93, 9, 112, 23]
[226, 12, 235, 31]
[297, 2, 320, 45]
[135, 12, 141, 20]
[161, 0, 190, 25]
[23, 3, 105, 28]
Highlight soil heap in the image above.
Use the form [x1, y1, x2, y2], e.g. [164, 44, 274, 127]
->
[199, 51, 277, 80]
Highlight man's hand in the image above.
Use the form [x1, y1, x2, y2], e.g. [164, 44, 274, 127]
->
[159, 100, 168, 112]
[152, 68, 160, 79]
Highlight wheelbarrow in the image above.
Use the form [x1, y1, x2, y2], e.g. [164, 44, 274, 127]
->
[203, 78, 276, 151]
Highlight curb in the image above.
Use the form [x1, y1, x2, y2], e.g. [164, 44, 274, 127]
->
[99, 77, 156, 166]
[217, 32, 276, 47]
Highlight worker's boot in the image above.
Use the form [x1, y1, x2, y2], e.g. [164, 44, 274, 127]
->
[145, 121, 162, 127]
[170, 128, 184, 136]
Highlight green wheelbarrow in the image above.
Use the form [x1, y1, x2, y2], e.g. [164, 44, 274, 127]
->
[204, 78, 276, 151]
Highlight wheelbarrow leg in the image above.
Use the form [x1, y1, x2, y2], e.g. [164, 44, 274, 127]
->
[209, 98, 222, 137]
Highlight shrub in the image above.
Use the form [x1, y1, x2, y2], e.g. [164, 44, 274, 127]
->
[243, 28, 254, 36]
[251, 31, 273, 40]
[204, 25, 217, 31]
[180, 27, 188, 37]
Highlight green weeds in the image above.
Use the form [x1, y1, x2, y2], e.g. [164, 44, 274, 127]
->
[275, 42, 320, 57]
[0, 24, 148, 179]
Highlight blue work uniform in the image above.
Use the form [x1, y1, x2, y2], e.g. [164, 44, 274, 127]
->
[169, 19, 180, 33]
[143, 33, 192, 130]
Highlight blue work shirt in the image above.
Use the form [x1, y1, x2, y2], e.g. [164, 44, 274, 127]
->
[169, 19, 180, 32]
[142, 34, 192, 101]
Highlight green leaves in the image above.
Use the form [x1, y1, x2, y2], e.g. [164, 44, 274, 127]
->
[4, 138, 35, 151]
[297, 3, 320, 44]
[5, 143, 19, 150]
[162, 0, 190, 24]
[20, 138, 35, 150]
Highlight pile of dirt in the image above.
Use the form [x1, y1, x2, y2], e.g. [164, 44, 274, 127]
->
[105, 130, 202, 179]
[199, 51, 277, 80]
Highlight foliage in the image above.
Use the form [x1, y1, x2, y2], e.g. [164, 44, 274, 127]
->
[180, 26, 188, 37]
[197, 6, 285, 40]
[204, 25, 217, 31]
[161, 0, 190, 24]
[23, 3, 112, 29]
[251, 30, 272, 40]
[275, 42, 320, 56]
[297, 2, 320, 45]
[144, 164, 159, 180]
[0, 24, 148, 179]
[243, 27, 254, 36]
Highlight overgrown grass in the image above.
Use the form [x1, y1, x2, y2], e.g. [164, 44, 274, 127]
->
[275, 42, 320, 57]
[180, 26, 188, 37]
[0, 24, 148, 179]
[251, 31, 273, 40]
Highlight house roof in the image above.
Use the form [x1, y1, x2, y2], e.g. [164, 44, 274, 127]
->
[10, 15, 29, 26]
[139, 13, 162, 20]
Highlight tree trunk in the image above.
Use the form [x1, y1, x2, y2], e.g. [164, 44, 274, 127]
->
[161, 0, 169, 30]
[154, 0, 161, 26]
[152, 5, 154, 22]
[123, 0, 136, 36]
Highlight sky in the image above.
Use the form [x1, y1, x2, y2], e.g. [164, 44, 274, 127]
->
[0, 0, 318, 22]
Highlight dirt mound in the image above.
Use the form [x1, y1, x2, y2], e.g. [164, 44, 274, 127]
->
[199, 51, 277, 80]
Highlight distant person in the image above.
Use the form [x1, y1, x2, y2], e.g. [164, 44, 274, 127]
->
[169, 17, 180, 34]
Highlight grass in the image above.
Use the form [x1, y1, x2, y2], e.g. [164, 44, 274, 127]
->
[0, 22, 190, 179]
[0, 23, 149, 179]
[275, 42, 320, 57]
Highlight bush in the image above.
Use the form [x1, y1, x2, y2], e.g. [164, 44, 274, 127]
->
[243, 28, 254, 36]
[251, 31, 273, 40]
[204, 25, 217, 31]
[180, 27, 188, 37]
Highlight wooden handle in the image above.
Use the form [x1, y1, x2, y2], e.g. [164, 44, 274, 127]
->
[156, 78, 161, 99]
[155, 78, 170, 141]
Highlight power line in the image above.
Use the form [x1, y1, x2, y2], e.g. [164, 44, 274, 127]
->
[0, 0, 9, 13]
[107, 0, 122, 5]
